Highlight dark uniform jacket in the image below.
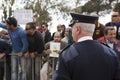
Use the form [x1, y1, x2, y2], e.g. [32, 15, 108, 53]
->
[98, 37, 120, 62]
[54, 40, 120, 80]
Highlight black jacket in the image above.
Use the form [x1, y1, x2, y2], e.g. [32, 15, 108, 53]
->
[0, 40, 12, 61]
[27, 31, 44, 53]
[0, 40, 12, 54]
[44, 30, 51, 44]
[54, 40, 120, 80]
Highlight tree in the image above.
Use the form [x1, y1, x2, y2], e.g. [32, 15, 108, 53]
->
[23, 0, 72, 26]
[81, 0, 115, 14]
[114, 3, 120, 13]
[1, 0, 15, 21]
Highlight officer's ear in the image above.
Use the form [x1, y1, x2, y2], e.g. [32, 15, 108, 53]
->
[76, 25, 81, 34]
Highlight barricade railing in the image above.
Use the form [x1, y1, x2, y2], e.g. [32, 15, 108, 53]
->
[47, 56, 58, 80]
[0, 53, 44, 80]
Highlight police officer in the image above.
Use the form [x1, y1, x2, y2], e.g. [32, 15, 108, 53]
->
[53, 13, 120, 80]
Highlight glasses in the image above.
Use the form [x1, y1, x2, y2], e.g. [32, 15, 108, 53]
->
[112, 15, 119, 17]
[42, 25, 46, 28]
[25, 28, 31, 30]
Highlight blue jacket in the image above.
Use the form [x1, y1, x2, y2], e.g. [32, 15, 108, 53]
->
[0, 23, 28, 54]
[54, 40, 120, 80]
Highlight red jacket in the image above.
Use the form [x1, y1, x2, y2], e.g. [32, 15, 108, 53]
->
[97, 36, 118, 45]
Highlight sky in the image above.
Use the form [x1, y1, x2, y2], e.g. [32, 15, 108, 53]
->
[0, 0, 112, 33]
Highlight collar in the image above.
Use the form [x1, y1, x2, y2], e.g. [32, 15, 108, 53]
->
[106, 39, 115, 44]
[77, 36, 93, 42]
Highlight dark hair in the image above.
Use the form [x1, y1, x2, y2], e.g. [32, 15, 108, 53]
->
[6, 17, 17, 27]
[61, 24, 66, 28]
[104, 27, 115, 35]
[41, 22, 48, 27]
[26, 22, 36, 30]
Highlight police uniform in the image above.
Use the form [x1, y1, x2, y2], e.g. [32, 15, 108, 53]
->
[53, 13, 120, 80]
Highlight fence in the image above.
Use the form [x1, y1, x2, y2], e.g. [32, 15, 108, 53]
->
[0, 53, 58, 80]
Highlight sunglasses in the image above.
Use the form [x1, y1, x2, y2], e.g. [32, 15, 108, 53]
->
[112, 15, 119, 17]
[25, 28, 31, 30]
[42, 26, 46, 28]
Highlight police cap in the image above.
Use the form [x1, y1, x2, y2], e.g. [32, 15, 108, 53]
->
[69, 13, 98, 27]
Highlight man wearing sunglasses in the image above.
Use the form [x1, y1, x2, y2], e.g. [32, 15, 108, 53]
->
[106, 11, 120, 27]
[106, 11, 120, 39]
[25, 22, 44, 80]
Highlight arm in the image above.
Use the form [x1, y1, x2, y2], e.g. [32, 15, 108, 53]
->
[44, 42, 51, 54]
[36, 32, 44, 53]
[20, 31, 28, 54]
[0, 23, 7, 29]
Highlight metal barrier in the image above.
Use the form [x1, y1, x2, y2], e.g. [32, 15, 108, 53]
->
[0, 57, 5, 80]
[0, 53, 44, 80]
[0, 55, 9, 80]
[0, 53, 59, 80]
[47, 57, 58, 80]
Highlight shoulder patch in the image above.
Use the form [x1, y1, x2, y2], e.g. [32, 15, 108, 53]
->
[61, 44, 79, 62]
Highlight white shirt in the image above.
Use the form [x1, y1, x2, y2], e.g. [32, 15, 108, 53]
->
[77, 36, 93, 42]
[106, 39, 114, 49]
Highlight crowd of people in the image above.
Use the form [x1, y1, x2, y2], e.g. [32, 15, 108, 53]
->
[0, 10, 120, 80]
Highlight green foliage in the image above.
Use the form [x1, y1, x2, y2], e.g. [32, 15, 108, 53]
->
[24, 0, 72, 26]
[1, 0, 15, 20]
[81, 0, 113, 14]
[114, 3, 120, 13]
[1, 0, 120, 24]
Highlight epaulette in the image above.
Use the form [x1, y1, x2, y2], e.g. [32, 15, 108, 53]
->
[60, 44, 71, 53]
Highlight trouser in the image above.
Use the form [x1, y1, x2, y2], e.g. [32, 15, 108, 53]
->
[6, 60, 11, 80]
[11, 53, 26, 80]
[0, 62, 4, 80]
[26, 55, 41, 80]
[40, 62, 48, 80]
[40, 57, 58, 80]
[0, 60, 11, 80]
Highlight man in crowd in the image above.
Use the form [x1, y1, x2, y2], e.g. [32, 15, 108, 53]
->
[98, 27, 120, 61]
[41, 22, 51, 44]
[52, 24, 62, 40]
[0, 29, 12, 80]
[0, 17, 28, 80]
[61, 28, 70, 43]
[25, 22, 44, 80]
[106, 11, 120, 27]
[0, 40, 12, 80]
[105, 11, 120, 39]
[90, 13, 105, 40]
[40, 32, 68, 80]
[54, 13, 120, 80]
[0, 30, 11, 44]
